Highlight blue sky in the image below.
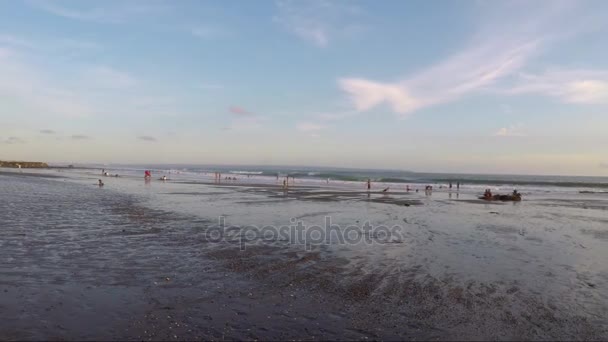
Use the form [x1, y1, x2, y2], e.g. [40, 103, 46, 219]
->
[1, 0, 608, 175]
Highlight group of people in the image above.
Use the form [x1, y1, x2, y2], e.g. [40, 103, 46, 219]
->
[281, 176, 296, 189]
[212, 172, 239, 182]
[364, 179, 460, 193]
[483, 189, 522, 201]
[101, 169, 119, 177]
[483, 188, 494, 199]
[448, 181, 461, 190]
[98, 169, 168, 187]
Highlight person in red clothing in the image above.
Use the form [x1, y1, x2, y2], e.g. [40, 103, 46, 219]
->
[144, 170, 151, 178]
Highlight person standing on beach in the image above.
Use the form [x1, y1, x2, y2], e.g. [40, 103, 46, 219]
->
[449, 181, 452, 189]
[457, 182, 460, 190]
[367, 178, 371, 191]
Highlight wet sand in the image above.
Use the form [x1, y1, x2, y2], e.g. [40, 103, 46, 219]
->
[1, 171, 607, 340]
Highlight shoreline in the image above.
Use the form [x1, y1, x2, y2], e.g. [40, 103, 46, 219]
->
[0, 161, 48, 168]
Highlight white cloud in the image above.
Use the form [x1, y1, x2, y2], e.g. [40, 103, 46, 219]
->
[506, 69, 608, 104]
[494, 124, 526, 137]
[338, 1, 604, 118]
[340, 37, 540, 118]
[274, 0, 364, 47]
[294, 26, 328, 47]
[339, 79, 422, 115]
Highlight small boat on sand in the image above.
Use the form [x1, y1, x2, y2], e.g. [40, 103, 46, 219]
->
[479, 193, 522, 201]
[479, 189, 522, 201]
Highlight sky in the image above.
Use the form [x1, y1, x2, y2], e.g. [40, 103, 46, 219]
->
[1, 0, 608, 176]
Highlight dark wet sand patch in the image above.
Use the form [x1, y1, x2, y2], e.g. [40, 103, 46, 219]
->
[162, 191, 230, 196]
[478, 225, 520, 235]
[203, 242, 604, 340]
[538, 198, 608, 210]
[366, 197, 423, 206]
[456, 199, 508, 205]
[581, 228, 608, 241]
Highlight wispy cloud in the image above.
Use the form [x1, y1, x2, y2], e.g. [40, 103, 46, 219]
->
[339, 2, 602, 118]
[274, 0, 364, 47]
[223, 105, 267, 131]
[0, 33, 101, 53]
[340, 37, 540, 118]
[317, 110, 359, 122]
[505, 69, 608, 104]
[137, 136, 157, 142]
[83, 66, 137, 89]
[53, 38, 103, 52]
[224, 117, 267, 131]
[0, 46, 95, 118]
[296, 122, 326, 132]
[494, 124, 526, 137]
[296, 122, 326, 138]
[0, 36, 176, 121]
[130, 96, 175, 111]
[71, 134, 91, 140]
[26, 0, 168, 23]
[40, 129, 55, 134]
[0, 34, 36, 49]
[229, 106, 253, 116]
[2, 136, 26, 144]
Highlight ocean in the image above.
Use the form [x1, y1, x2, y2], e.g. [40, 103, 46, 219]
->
[71, 163, 608, 194]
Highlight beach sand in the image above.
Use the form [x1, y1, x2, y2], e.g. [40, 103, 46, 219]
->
[1, 169, 607, 340]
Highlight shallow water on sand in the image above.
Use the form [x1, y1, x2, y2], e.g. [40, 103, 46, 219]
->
[1, 170, 607, 340]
